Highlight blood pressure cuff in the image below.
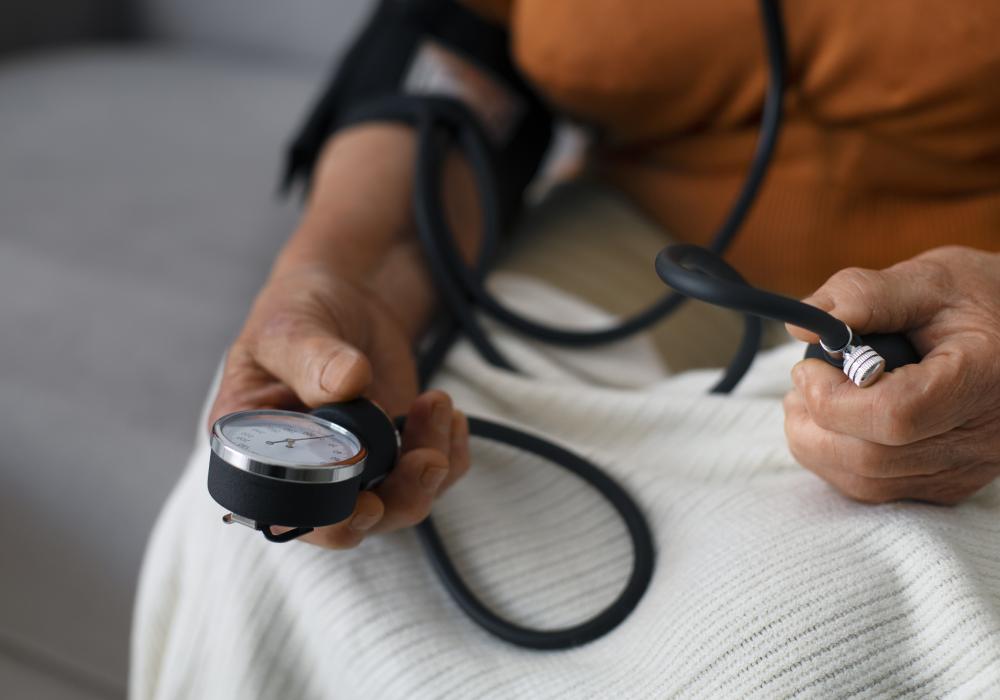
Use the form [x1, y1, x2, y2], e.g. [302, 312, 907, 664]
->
[282, 0, 553, 227]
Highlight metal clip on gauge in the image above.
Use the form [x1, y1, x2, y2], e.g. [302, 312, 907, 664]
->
[653, 243, 922, 384]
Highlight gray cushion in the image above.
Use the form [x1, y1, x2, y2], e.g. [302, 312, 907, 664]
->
[0, 46, 321, 690]
[139, 0, 369, 68]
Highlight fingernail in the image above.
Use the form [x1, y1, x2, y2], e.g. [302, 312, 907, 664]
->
[420, 466, 448, 492]
[322, 351, 368, 395]
[349, 511, 380, 532]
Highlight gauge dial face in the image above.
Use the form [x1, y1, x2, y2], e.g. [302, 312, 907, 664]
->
[214, 410, 364, 468]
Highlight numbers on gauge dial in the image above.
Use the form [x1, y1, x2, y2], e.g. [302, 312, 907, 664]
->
[219, 412, 361, 467]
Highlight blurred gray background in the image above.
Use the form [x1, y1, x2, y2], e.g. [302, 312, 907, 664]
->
[0, 1, 369, 696]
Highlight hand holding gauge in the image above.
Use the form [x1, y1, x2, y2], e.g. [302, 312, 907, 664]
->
[209, 392, 476, 545]
[209, 401, 396, 542]
[205, 257, 474, 550]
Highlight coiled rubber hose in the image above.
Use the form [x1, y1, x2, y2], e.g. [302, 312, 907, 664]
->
[357, 0, 789, 649]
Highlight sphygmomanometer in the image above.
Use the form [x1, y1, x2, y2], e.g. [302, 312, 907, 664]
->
[208, 0, 921, 649]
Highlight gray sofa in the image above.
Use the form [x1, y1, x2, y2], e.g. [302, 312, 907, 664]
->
[0, 2, 367, 696]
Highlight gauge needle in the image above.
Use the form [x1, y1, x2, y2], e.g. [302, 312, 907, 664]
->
[265, 434, 338, 448]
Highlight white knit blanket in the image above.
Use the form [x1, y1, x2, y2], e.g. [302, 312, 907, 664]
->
[131, 274, 1000, 699]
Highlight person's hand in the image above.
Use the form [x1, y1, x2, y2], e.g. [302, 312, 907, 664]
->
[206, 125, 481, 547]
[784, 246, 1000, 504]
[207, 266, 470, 550]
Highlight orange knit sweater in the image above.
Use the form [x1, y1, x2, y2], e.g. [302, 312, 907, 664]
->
[464, 0, 1000, 294]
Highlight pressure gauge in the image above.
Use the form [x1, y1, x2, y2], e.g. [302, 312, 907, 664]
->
[208, 399, 400, 542]
[211, 410, 368, 484]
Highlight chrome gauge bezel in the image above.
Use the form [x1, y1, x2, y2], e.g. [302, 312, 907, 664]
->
[211, 409, 367, 484]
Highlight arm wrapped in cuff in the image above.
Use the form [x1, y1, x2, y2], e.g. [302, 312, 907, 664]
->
[283, 0, 553, 227]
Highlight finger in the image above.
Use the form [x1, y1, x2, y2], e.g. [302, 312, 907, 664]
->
[401, 390, 453, 454]
[790, 346, 972, 446]
[370, 391, 454, 533]
[785, 324, 819, 344]
[438, 411, 471, 495]
[793, 451, 995, 506]
[364, 296, 422, 417]
[783, 389, 976, 504]
[785, 261, 947, 343]
[802, 460, 972, 505]
[207, 346, 299, 431]
[372, 447, 449, 532]
[783, 389, 961, 480]
[807, 263, 945, 335]
[252, 320, 373, 407]
[298, 491, 385, 550]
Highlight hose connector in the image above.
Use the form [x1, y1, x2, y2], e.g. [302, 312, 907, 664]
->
[820, 324, 886, 388]
[842, 344, 885, 387]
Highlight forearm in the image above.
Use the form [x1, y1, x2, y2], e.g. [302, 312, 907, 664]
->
[271, 123, 482, 341]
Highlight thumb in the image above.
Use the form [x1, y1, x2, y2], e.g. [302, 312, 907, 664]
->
[253, 321, 373, 407]
[785, 262, 944, 344]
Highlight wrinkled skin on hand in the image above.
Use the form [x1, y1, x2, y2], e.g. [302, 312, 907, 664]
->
[208, 265, 470, 549]
[784, 246, 1000, 504]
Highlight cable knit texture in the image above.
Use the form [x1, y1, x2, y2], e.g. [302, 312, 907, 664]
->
[131, 272, 1000, 699]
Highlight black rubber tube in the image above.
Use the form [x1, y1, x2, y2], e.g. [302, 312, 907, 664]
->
[401, 0, 788, 649]
[655, 244, 851, 349]
[318, 0, 788, 650]
[411, 117, 515, 370]
[415, 417, 655, 650]
[412, 0, 787, 349]
[710, 314, 763, 394]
